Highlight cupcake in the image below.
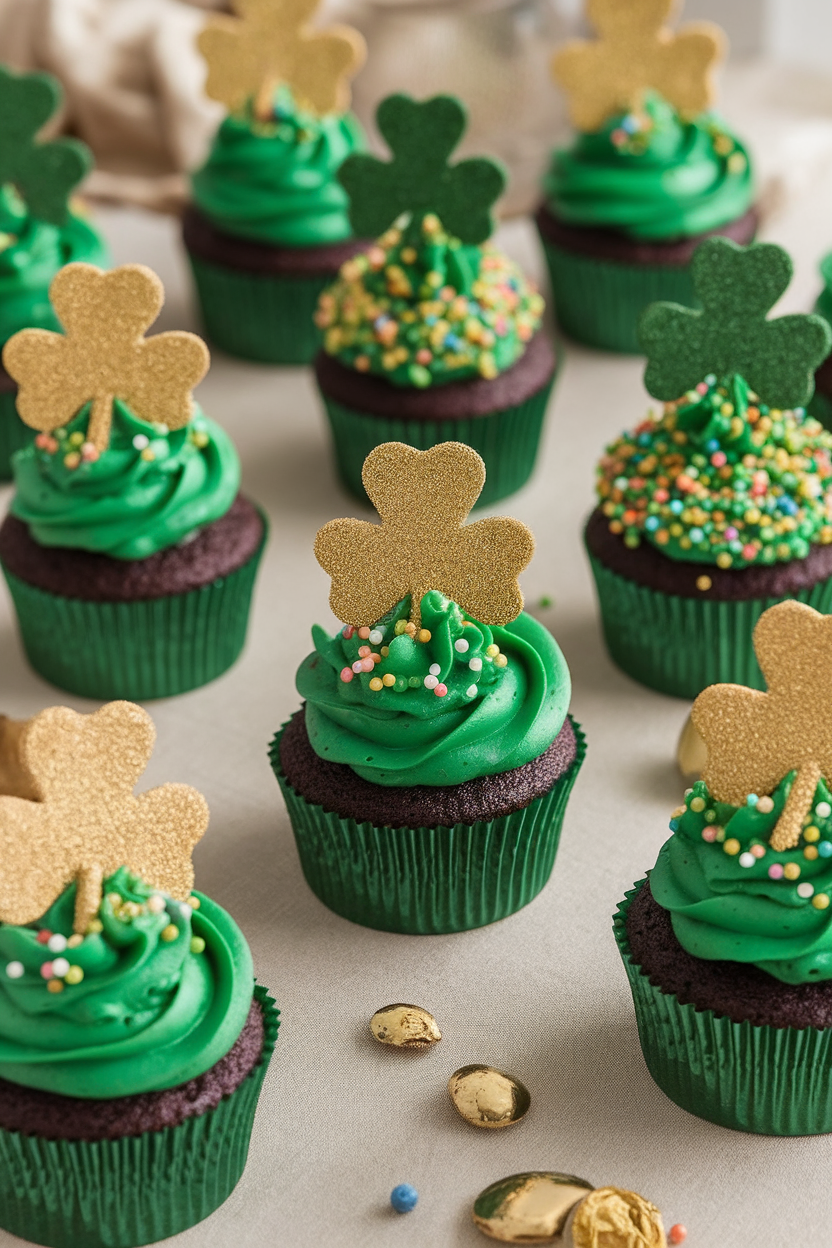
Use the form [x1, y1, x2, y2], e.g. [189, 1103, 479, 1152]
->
[270, 440, 584, 935]
[314, 93, 557, 509]
[586, 236, 832, 699]
[0, 64, 109, 477]
[184, 0, 367, 364]
[0, 261, 266, 701]
[538, 0, 756, 353]
[0, 699, 278, 1245]
[810, 250, 832, 430]
[616, 599, 832, 1134]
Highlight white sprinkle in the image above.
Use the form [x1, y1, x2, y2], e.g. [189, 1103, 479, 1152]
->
[147, 895, 166, 913]
[132, 434, 150, 450]
[369, 629, 384, 645]
[47, 933, 68, 953]
[817, 802, 832, 819]
[738, 852, 755, 869]
[424, 674, 439, 690]
[684, 788, 693, 797]
[454, 639, 469, 653]
[798, 882, 815, 899]
[428, 663, 441, 676]
[51, 957, 70, 977]
[468, 657, 483, 671]
[466, 685, 477, 698]
[179, 903, 192, 920]
[5, 961, 24, 979]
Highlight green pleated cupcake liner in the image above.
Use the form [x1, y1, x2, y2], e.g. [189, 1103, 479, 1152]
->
[269, 716, 585, 934]
[1, 524, 266, 701]
[321, 372, 555, 510]
[615, 884, 832, 1135]
[0, 386, 32, 481]
[587, 551, 832, 699]
[538, 237, 700, 354]
[0, 984, 279, 1248]
[187, 252, 329, 364]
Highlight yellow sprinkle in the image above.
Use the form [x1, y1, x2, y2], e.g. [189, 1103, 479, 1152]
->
[382, 673, 396, 687]
[418, 629, 431, 643]
[47, 979, 64, 994]
[723, 838, 741, 856]
[813, 893, 830, 910]
[716, 552, 732, 569]
[485, 644, 499, 658]
[67, 934, 83, 949]
[69, 431, 84, 447]
[188, 895, 201, 909]
[494, 653, 508, 668]
[671, 806, 686, 819]
[380, 646, 390, 657]
[161, 924, 179, 942]
[696, 575, 712, 592]
[689, 796, 706, 813]
[394, 620, 408, 635]
[784, 862, 801, 880]
[805, 825, 821, 842]
[805, 845, 819, 861]
[64, 965, 84, 985]
[190, 936, 206, 955]
[369, 677, 383, 691]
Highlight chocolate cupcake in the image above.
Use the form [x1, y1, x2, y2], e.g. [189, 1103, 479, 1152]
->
[587, 237, 832, 699]
[0, 262, 265, 700]
[539, 3, 756, 353]
[270, 441, 584, 934]
[0, 65, 109, 477]
[185, 2, 367, 364]
[314, 93, 557, 508]
[0, 700, 278, 1246]
[615, 601, 832, 1134]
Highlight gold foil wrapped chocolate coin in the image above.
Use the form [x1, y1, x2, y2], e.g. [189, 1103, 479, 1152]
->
[565, 1187, 667, 1248]
[472, 1172, 593, 1243]
[369, 1003, 441, 1049]
[448, 1064, 530, 1129]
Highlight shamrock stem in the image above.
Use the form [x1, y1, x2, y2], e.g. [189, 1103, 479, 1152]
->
[74, 862, 104, 934]
[770, 760, 822, 852]
[87, 392, 113, 452]
[254, 75, 277, 122]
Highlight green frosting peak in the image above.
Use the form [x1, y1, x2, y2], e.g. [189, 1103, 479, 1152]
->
[316, 213, 543, 387]
[546, 92, 753, 241]
[298, 592, 570, 786]
[652, 776, 832, 984]
[0, 867, 254, 1097]
[191, 87, 365, 247]
[11, 399, 240, 559]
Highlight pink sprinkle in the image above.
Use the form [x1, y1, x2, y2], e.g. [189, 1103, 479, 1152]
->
[340, 667, 354, 683]
[742, 544, 757, 560]
[768, 864, 784, 880]
[725, 526, 739, 540]
[710, 451, 727, 467]
[358, 627, 371, 640]
[36, 930, 51, 945]
[40, 962, 53, 979]
[751, 844, 766, 858]
[701, 827, 717, 842]
[358, 645, 371, 658]
[416, 349, 432, 365]
[360, 657, 375, 673]
[434, 684, 448, 697]
[342, 625, 355, 639]
[696, 382, 708, 394]
[351, 660, 363, 674]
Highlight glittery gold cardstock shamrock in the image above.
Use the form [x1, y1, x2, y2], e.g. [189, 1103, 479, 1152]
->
[2, 262, 209, 454]
[198, 0, 366, 120]
[692, 600, 832, 852]
[314, 442, 535, 627]
[0, 701, 209, 933]
[553, 0, 725, 132]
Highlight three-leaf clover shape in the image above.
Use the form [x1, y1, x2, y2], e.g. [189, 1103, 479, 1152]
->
[553, 0, 724, 132]
[338, 94, 506, 245]
[314, 442, 534, 628]
[693, 601, 832, 851]
[3, 263, 209, 452]
[640, 238, 832, 409]
[0, 64, 92, 225]
[198, 0, 366, 119]
[0, 702, 209, 934]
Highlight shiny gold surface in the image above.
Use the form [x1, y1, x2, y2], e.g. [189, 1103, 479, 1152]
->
[566, 1186, 667, 1248]
[448, 1064, 531, 1129]
[472, 1172, 593, 1243]
[369, 1003, 441, 1049]
[676, 712, 706, 783]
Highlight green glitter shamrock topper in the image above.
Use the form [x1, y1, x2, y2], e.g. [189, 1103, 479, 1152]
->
[639, 238, 832, 410]
[338, 94, 506, 245]
[0, 64, 91, 226]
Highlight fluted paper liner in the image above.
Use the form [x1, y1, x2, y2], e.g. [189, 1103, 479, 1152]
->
[615, 883, 832, 1136]
[0, 984, 279, 1248]
[270, 716, 585, 934]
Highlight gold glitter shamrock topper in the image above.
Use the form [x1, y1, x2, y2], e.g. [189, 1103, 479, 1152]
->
[2, 263, 209, 453]
[198, 0, 366, 120]
[0, 702, 209, 934]
[692, 601, 832, 852]
[315, 442, 535, 628]
[553, 0, 724, 132]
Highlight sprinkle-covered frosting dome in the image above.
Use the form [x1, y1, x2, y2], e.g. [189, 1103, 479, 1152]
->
[11, 399, 240, 559]
[191, 88, 365, 248]
[315, 214, 544, 388]
[596, 374, 832, 570]
[652, 776, 832, 984]
[0, 866, 254, 1097]
[545, 92, 753, 241]
[297, 590, 569, 787]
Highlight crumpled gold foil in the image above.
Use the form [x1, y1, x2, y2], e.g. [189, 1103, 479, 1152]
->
[566, 1187, 667, 1248]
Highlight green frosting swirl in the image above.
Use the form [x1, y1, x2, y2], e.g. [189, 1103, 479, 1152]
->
[316, 213, 544, 388]
[0, 186, 109, 345]
[297, 591, 570, 787]
[652, 776, 832, 983]
[545, 93, 753, 241]
[596, 374, 832, 569]
[10, 400, 240, 559]
[0, 867, 254, 1098]
[191, 88, 365, 247]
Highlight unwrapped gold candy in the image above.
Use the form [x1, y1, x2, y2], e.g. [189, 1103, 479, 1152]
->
[369, 1003, 441, 1049]
[448, 1064, 530, 1129]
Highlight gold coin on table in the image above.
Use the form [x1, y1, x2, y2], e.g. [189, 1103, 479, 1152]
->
[472, 1171, 594, 1243]
[448, 1064, 531, 1129]
[369, 1003, 441, 1049]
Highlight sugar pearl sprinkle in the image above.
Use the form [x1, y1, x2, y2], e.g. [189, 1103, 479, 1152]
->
[34, 416, 211, 472]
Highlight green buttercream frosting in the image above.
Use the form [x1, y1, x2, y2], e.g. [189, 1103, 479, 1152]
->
[10, 400, 240, 559]
[191, 88, 365, 247]
[316, 213, 544, 388]
[596, 373, 832, 569]
[545, 92, 753, 241]
[297, 591, 569, 787]
[0, 186, 108, 345]
[0, 867, 254, 1098]
[652, 776, 832, 984]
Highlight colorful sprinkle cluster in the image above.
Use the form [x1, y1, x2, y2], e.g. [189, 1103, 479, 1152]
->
[597, 375, 832, 571]
[338, 618, 508, 698]
[607, 106, 747, 177]
[33, 414, 209, 472]
[315, 213, 543, 388]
